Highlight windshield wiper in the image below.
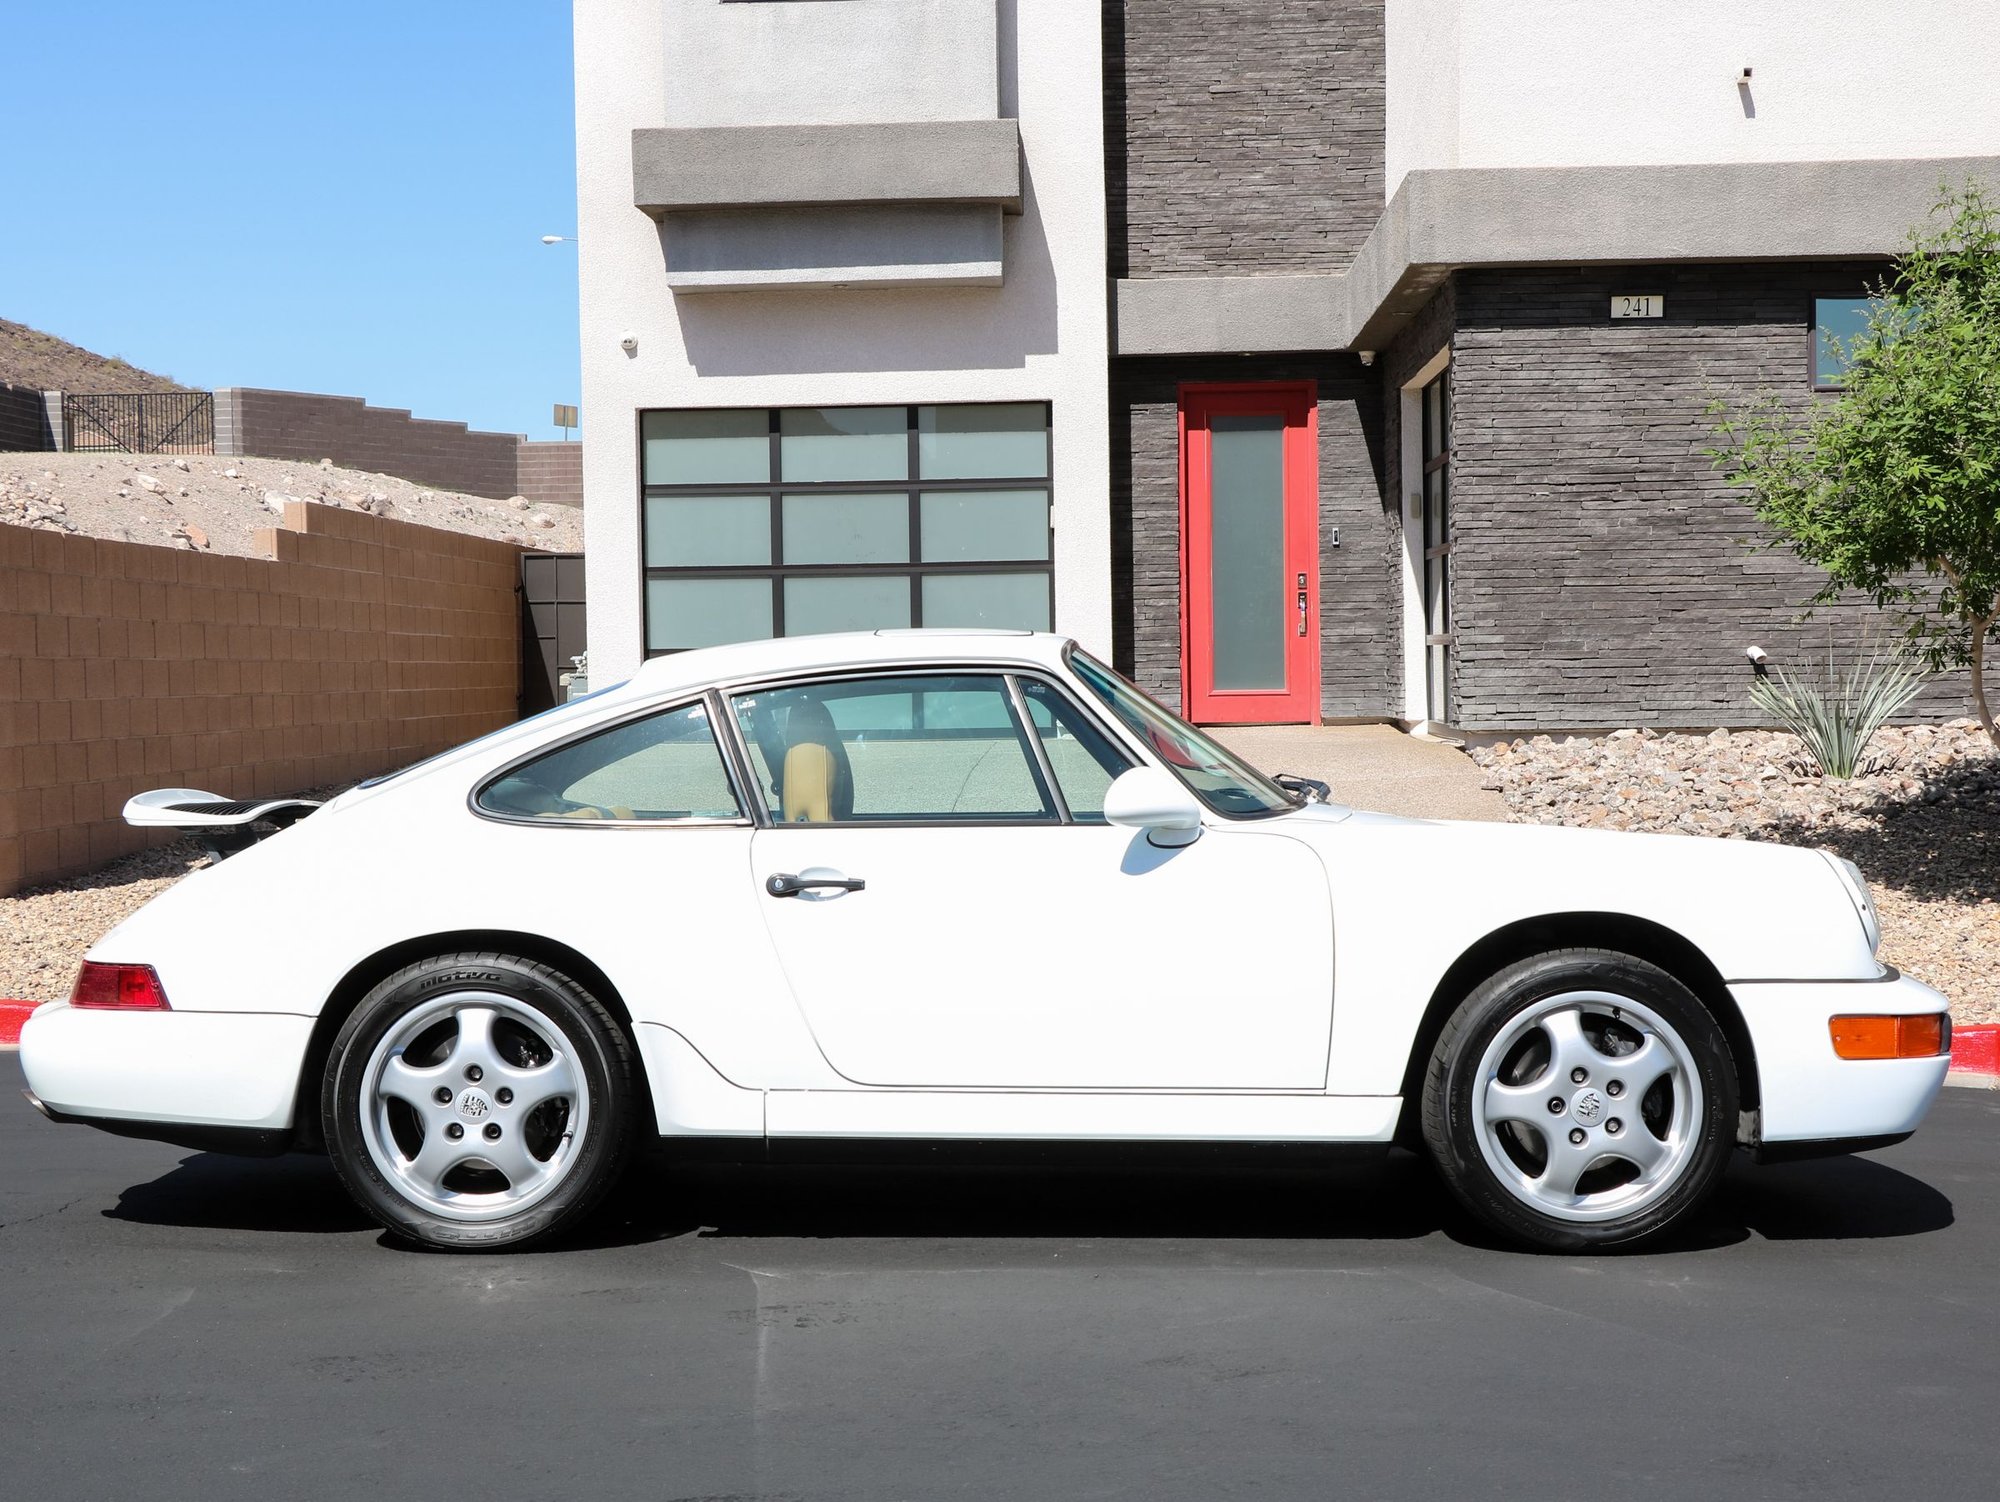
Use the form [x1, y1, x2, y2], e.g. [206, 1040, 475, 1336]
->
[1272, 772, 1330, 804]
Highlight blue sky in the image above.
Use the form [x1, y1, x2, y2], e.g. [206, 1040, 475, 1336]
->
[1, 2, 581, 440]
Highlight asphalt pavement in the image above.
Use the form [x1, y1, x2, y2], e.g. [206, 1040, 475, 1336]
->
[2, 1054, 1994, 1501]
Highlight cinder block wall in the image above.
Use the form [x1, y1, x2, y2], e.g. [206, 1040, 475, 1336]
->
[0, 384, 53, 451]
[214, 388, 525, 499]
[516, 441, 583, 508]
[0, 505, 524, 896]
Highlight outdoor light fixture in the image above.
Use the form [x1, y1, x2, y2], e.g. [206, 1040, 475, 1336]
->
[1745, 644, 1769, 678]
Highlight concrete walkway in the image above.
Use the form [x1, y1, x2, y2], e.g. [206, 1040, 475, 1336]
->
[1212, 723, 1506, 821]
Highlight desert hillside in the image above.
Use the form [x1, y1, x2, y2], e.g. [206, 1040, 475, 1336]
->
[0, 317, 190, 393]
[2, 451, 582, 555]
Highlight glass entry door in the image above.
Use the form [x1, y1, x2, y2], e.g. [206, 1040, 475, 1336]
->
[1180, 383, 1319, 724]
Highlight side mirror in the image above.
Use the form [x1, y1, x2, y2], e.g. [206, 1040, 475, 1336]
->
[1102, 767, 1203, 847]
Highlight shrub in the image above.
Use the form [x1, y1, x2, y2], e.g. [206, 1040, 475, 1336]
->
[1748, 645, 1928, 777]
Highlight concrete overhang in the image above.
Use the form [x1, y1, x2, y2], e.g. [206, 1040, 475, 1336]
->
[634, 119, 1023, 215]
[1114, 154, 2000, 357]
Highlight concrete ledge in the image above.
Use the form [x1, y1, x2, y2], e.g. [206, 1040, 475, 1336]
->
[1113, 154, 2000, 356]
[634, 119, 1022, 215]
[1114, 276, 1347, 357]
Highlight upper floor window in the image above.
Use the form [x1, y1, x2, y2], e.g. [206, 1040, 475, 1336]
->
[1813, 298, 1872, 390]
[640, 403, 1053, 654]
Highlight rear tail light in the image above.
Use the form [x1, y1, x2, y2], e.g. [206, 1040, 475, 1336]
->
[70, 962, 171, 1011]
[1829, 1013, 1947, 1060]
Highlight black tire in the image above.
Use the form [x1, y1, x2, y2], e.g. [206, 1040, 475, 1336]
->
[1420, 948, 1739, 1252]
[322, 951, 636, 1250]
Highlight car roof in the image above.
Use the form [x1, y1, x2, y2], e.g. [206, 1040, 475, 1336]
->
[628, 629, 1078, 697]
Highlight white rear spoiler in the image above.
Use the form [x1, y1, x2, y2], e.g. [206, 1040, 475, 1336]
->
[123, 788, 322, 855]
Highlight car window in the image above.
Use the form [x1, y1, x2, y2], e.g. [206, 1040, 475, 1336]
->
[730, 674, 1056, 824]
[477, 700, 742, 822]
[1018, 678, 1129, 822]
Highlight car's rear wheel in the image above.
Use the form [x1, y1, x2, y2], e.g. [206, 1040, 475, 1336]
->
[322, 952, 635, 1250]
[1421, 948, 1737, 1251]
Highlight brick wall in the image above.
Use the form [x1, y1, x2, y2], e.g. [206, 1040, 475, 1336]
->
[517, 441, 583, 508]
[1111, 355, 1395, 719]
[0, 506, 525, 896]
[1448, 263, 1972, 730]
[215, 388, 525, 500]
[0, 383, 52, 451]
[1104, 0, 1385, 278]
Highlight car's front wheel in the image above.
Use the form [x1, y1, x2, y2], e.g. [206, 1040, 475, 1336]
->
[1420, 948, 1738, 1251]
[322, 952, 635, 1250]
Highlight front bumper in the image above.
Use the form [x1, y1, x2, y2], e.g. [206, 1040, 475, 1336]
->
[20, 1003, 313, 1151]
[1732, 972, 1952, 1147]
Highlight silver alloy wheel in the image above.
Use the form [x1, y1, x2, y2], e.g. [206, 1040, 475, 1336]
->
[357, 989, 591, 1223]
[1471, 989, 1703, 1224]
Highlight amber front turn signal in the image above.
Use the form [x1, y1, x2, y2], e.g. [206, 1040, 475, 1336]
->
[1829, 1013, 1948, 1060]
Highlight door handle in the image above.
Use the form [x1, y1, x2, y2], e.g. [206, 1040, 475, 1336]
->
[766, 871, 866, 898]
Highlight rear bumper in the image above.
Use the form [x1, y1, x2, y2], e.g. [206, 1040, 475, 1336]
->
[1732, 973, 1952, 1146]
[19, 1003, 312, 1149]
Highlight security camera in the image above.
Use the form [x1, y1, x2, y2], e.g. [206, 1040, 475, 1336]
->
[1745, 645, 1768, 664]
[619, 333, 638, 354]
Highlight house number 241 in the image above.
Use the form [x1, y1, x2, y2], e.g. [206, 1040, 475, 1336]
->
[1610, 294, 1663, 319]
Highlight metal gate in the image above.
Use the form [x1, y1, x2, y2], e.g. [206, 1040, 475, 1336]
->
[62, 392, 215, 454]
[520, 552, 587, 717]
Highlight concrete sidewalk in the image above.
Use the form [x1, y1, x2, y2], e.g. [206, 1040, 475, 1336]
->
[1212, 724, 1505, 821]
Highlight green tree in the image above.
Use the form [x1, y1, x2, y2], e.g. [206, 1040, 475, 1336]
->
[1712, 180, 2000, 744]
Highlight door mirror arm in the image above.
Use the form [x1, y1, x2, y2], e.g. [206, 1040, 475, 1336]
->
[1102, 768, 1204, 847]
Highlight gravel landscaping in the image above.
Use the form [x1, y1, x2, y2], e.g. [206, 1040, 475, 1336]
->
[1471, 721, 2000, 1025]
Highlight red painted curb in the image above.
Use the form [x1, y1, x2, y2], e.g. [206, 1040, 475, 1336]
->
[0, 1000, 42, 1046]
[1952, 1024, 2000, 1081]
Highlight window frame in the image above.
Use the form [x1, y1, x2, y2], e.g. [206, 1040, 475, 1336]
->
[716, 663, 1134, 830]
[468, 692, 756, 831]
[638, 402, 1055, 656]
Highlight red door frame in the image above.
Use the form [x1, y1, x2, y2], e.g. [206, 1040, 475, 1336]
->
[1178, 382, 1320, 725]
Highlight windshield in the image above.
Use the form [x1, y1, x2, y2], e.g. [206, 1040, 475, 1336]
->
[1068, 649, 1296, 818]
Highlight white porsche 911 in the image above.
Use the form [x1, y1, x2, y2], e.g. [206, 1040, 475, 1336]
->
[21, 631, 1951, 1252]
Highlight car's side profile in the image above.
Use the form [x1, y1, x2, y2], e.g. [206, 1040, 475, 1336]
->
[21, 631, 1952, 1252]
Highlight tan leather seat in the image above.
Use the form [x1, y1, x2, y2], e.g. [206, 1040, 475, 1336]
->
[775, 697, 853, 823]
[781, 743, 835, 823]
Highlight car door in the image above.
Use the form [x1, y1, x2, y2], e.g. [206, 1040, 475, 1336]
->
[730, 670, 1335, 1091]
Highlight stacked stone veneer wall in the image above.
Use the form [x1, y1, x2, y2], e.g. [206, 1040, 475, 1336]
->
[1104, 0, 1385, 278]
[0, 383, 52, 451]
[0, 504, 524, 896]
[1111, 354, 1394, 719]
[1448, 262, 1971, 730]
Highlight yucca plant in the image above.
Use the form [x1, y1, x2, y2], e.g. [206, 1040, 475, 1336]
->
[1748, 642, 1928, 777]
